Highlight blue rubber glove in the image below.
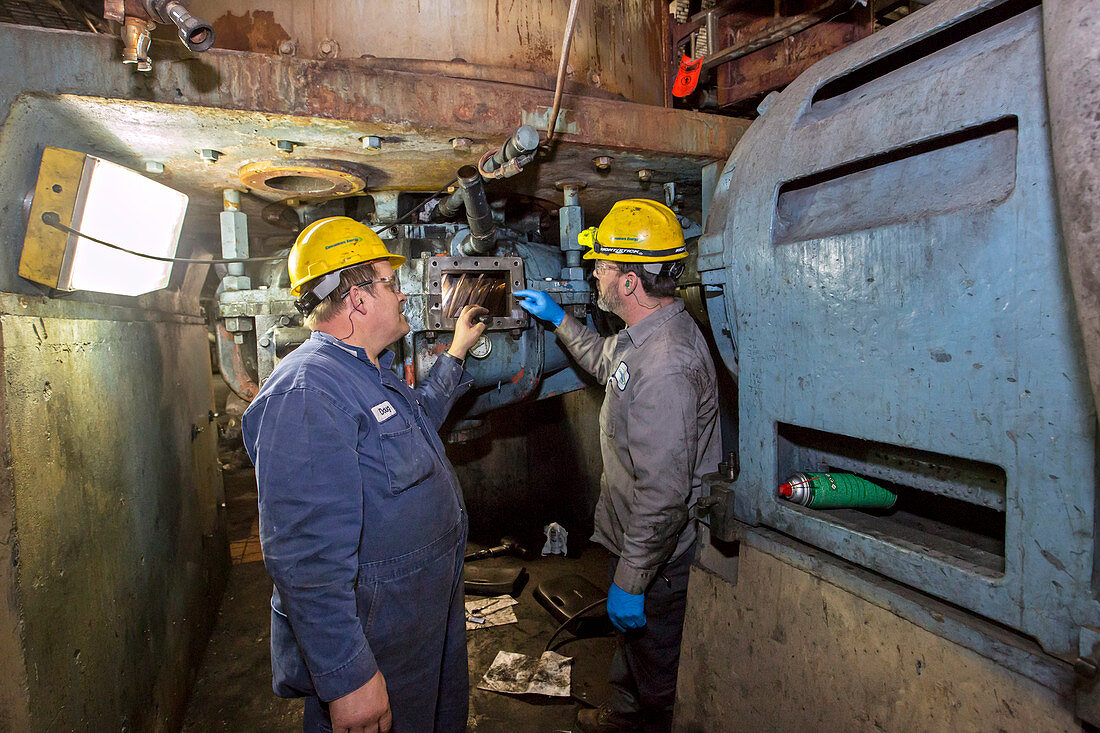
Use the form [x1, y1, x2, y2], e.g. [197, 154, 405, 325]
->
[514, 289, 566, 327]
[606, 583, 646, 631]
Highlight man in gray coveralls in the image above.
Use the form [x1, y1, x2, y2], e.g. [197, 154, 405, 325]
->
[516, 198, 721, 733]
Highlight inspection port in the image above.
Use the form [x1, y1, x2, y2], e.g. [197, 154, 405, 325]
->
[776, 423, 1007, 575]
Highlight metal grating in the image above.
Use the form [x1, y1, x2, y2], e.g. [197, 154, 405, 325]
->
[0, 0, 97, 32]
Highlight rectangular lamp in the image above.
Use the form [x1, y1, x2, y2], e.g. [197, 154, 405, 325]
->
[20, 147, 189, 296]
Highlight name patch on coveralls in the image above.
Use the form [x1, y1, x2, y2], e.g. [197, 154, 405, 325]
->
[371, 401, 397, 422]
[611, 361, 630, 391]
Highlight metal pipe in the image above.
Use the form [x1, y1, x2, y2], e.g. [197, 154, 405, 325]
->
[546, 0, 582, 145]
[482, 125, 540, 176]
[436, 188, 465, 219]
[455, 165, 496, 254]
[144, 0, 215, 52]
[121, 17, 154, 71]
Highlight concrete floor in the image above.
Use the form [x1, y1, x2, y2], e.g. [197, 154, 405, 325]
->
[182, 416, 616, 732]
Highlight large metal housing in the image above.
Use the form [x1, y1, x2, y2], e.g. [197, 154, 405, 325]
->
[685, 0, 1100, 726]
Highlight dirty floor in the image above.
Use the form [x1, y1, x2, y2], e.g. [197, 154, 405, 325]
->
[181, 415, 616, 732]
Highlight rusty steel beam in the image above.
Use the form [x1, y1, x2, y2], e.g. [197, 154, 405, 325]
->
[0, 23, 747, 161]
[702, 0, 851, 70]
[716, 3, 872, 107]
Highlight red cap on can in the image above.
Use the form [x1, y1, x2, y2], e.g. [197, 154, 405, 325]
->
[778, 482, 793, 497]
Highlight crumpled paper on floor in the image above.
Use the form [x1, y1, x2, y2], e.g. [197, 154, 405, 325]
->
[465, 595, 519, 631]
[541, 522, 568, 555]
[477, 650, 572, 697]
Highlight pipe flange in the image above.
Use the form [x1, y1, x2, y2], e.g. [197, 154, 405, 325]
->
[238, 159, 368, 198]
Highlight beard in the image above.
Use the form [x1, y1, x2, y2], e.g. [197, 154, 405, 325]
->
[597, 287, 623, 316]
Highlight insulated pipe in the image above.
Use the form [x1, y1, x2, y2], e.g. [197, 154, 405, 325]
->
[456, 165, 496, 254]
[481, 125, 540, 176]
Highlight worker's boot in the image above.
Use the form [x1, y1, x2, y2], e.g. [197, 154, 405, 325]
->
[576, 705, 640, 733]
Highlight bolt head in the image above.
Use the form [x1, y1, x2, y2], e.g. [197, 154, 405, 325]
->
[637, 169, 653, 182]
[276, 140, 295, 153]
[593, 156, 612, 171]
[199, 149, 222, 163]
[361, 136, 382, 150]
[278, 40, 295, 55]
[145, 161, 165, 174]
[450, 137, 473, 151]
[259, 337, 272, 348]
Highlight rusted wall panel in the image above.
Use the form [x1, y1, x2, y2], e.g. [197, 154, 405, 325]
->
[193, 0, 669, 106]
[716, 5, 873, 107]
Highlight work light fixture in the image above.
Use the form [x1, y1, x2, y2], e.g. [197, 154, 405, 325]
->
[20, 146, 189, 297]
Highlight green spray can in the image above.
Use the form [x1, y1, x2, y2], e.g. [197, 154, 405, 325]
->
[777, 472, 897, 510]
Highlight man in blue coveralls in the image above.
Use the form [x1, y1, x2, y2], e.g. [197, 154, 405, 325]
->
[243, 216, 488, 733]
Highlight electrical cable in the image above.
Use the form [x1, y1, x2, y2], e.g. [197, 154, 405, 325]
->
[543, 596, 611, 654]
[40, 211, 285, 264]
[42, 176, 459, 268]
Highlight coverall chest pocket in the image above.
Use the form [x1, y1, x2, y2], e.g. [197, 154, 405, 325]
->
[377, 423, 436, 496]
[599, 384, 625, 440]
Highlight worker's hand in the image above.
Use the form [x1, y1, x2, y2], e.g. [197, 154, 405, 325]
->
[606, 583, 646, 631]
[447, 305, 490, 360]
[328, 671, 391, 733]
[514, 289, 566, 327]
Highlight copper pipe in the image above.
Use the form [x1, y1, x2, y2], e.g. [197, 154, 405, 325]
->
[545, 0, 582, 145]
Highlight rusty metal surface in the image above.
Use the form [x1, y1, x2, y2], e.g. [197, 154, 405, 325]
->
[0, 23, 748, 265]
[716, 3, 874, 107]
[193, 0, 668, 106]
[1044, 0, 1100, 425]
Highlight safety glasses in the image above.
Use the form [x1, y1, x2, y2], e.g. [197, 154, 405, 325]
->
[341, 275, 401, 299]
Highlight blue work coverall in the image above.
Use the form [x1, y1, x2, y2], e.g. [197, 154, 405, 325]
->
[242, 331, 472, 732]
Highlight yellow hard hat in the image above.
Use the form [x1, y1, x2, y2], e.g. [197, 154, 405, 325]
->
[288, 216, 405, 298]
[578, 199, 687, 263]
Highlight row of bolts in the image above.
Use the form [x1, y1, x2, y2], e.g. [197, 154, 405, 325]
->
[145, 140, 651, 180]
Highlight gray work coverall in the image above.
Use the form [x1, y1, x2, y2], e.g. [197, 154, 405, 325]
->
[556, 300, 721, 730]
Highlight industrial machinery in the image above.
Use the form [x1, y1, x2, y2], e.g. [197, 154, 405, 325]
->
[2, 0, 1096, 729]
[213, 129, 602, 433]
[684, 0, 1100, 728]
[0, 5, 742, 729]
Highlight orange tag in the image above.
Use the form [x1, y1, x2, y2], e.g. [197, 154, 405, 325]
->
[672, 53, 703, 97]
